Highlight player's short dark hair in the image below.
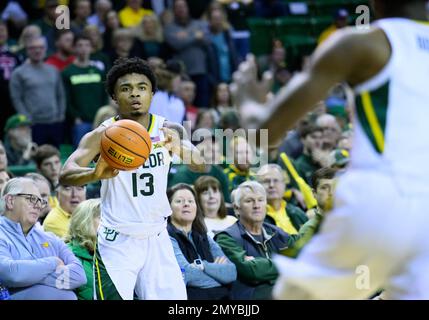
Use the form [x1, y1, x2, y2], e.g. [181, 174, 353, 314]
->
[300, 124, 322, 139]
[106, 57, 157, 98]
[311, 167, 337, 190]
[33, 144, 60, 168]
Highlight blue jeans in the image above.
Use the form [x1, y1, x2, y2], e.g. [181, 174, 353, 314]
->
[72, 122, 93, 148]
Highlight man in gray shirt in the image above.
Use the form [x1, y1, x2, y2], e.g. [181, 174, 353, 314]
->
[9, 36, 66, 148]
[0, 177, 86, 300]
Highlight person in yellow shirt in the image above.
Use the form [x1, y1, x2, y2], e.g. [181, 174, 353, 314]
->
[256, 164, 308, 240]
[317, 8, 349, 45]
[119, 0, 154, 28]
[43, 184, 86, 238]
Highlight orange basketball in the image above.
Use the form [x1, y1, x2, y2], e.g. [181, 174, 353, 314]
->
[100, 119, 152, 171]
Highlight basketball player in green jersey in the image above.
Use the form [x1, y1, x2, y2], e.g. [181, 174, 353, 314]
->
[257, 0, 429, 299]
[59, 57, 204, 300]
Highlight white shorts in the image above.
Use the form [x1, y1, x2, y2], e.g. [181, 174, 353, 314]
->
[273, 169, 429, 300]
[97, 226, 187, 300]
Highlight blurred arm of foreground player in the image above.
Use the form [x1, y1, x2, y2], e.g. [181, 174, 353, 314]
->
[59, 127, 119, 186]
[259, 26, 391, 144]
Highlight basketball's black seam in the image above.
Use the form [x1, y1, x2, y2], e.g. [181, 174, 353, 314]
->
[101, 144, 147, 168]
[104, 129, 149, 158]
[112, 124, 151, 151]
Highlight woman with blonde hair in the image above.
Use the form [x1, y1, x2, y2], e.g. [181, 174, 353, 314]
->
[132, 14, 165, 58]
[66, 198, 101, 300]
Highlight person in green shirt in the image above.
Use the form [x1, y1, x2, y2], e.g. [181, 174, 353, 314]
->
[293, 124, 323, 184]
[65, 198, 101, 300]
[62, 35, 108, 147]
[215, 181, 293, 300]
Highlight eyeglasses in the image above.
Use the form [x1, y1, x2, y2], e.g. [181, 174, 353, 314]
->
[14, 193, 48, 209]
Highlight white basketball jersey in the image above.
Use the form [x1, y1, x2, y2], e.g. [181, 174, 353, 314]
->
[351, 18, 429, 195]
[99, 114, 172, 237]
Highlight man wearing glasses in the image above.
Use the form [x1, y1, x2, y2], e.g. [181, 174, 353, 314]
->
[0, 177, 86, 300]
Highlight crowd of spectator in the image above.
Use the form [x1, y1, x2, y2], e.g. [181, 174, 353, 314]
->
[0, 0, 356, 300]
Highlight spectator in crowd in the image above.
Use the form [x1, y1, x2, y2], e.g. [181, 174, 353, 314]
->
[194, 109, 217, 132]
[283, 167, 338, 258]
[43, 184, 87, 238]
[65, 198, 101, 300]
[102, 10, 121, 54]
[9, 36, 66, 148]
[318, 8, 349, 45]
[256, 164, 308, 238]
[224, 136, 255, 192]
[211, 82, 235, 123]
[132, 14, 165, 59]
[34, 0, 61, 54]
[71, 0, 91, 35]
[0, 170, 10, 194]
[179, 76, 199, 129]
[315, 113, 342, 151]
[45, 29, 75, 71]
[0, 177, 86, 300]
[3, 114, 37, 166]
[215, 181, 292, 299]
[119, 0, 154, 28]
[0, 21, 21, 140]
[92, 104, 118, 129]
[293, 124, 323, 184]
[24, 173, 52, 224]
[208, 7, 238, 84]
[149, 61, 186, 124]
[276, 119, 308, 162]
[33, 144, 61, 197]
[88, 0, 113, 33]
[82, 25, 111, 72]
[169, 136, 231, 203]
[62, 35, 108, 148]
[108, 28, 140, 62]
[0, 141, 7, 172]
[10, 24, 42, 62]
[167, 183, 236, 300]
[194, 176, 237, 238]
[164, 0, 212, 107]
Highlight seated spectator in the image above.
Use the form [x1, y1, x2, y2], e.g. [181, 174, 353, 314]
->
[119, 0, 154, 28]
[0, 177, 86, 300]
[167, 183, 237, 300]
[223, 136, 256, 192]
[0, 170, 11, 195]
[3, 114, 37, 166]
[24, 173, 52, 224]
[65, 198, 101, 300]
[93, 104, 118, 129]
[33, 144, 61, 197]
[194, 176, 237, 238]
[168, 136, 231, 203]
[316, 113, 342, 151]
[43, 184, 87, 238]
[256, 164, 308, 239]
[318, 8, 349, 45]
[215, 181, 293, 300]
[211, 82, 235, 122]
[0, 141, 8, 171]
[194, 109, 217, 132]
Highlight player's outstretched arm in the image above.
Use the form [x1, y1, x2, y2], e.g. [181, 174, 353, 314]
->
[161, 121, 206, 172]
[59, 127, 119, 186]
[260, 27, 390, 144]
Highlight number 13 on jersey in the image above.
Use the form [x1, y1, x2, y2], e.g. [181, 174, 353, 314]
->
[132, 172, 154, 196]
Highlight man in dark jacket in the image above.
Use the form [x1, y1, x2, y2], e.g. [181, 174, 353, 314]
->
[215, 181, 294, 299]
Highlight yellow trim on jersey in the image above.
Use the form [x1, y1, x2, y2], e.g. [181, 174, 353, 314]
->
[148, 114, 155, 134]
[361, 91, 385, 153]
[94, 253, 105, 300]
[415, 20, 429, 26]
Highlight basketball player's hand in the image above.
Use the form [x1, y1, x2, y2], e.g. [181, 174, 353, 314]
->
[160, 127, 181, 155]
[94, 156, 119, 180]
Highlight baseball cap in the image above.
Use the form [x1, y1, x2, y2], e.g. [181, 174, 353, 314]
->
[4, 114, 31, 133]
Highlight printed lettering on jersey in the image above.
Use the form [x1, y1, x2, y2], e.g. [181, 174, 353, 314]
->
[417, 36, 429, 52]
[142, 151, 165, 168]
[103, 227, 119, 241]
